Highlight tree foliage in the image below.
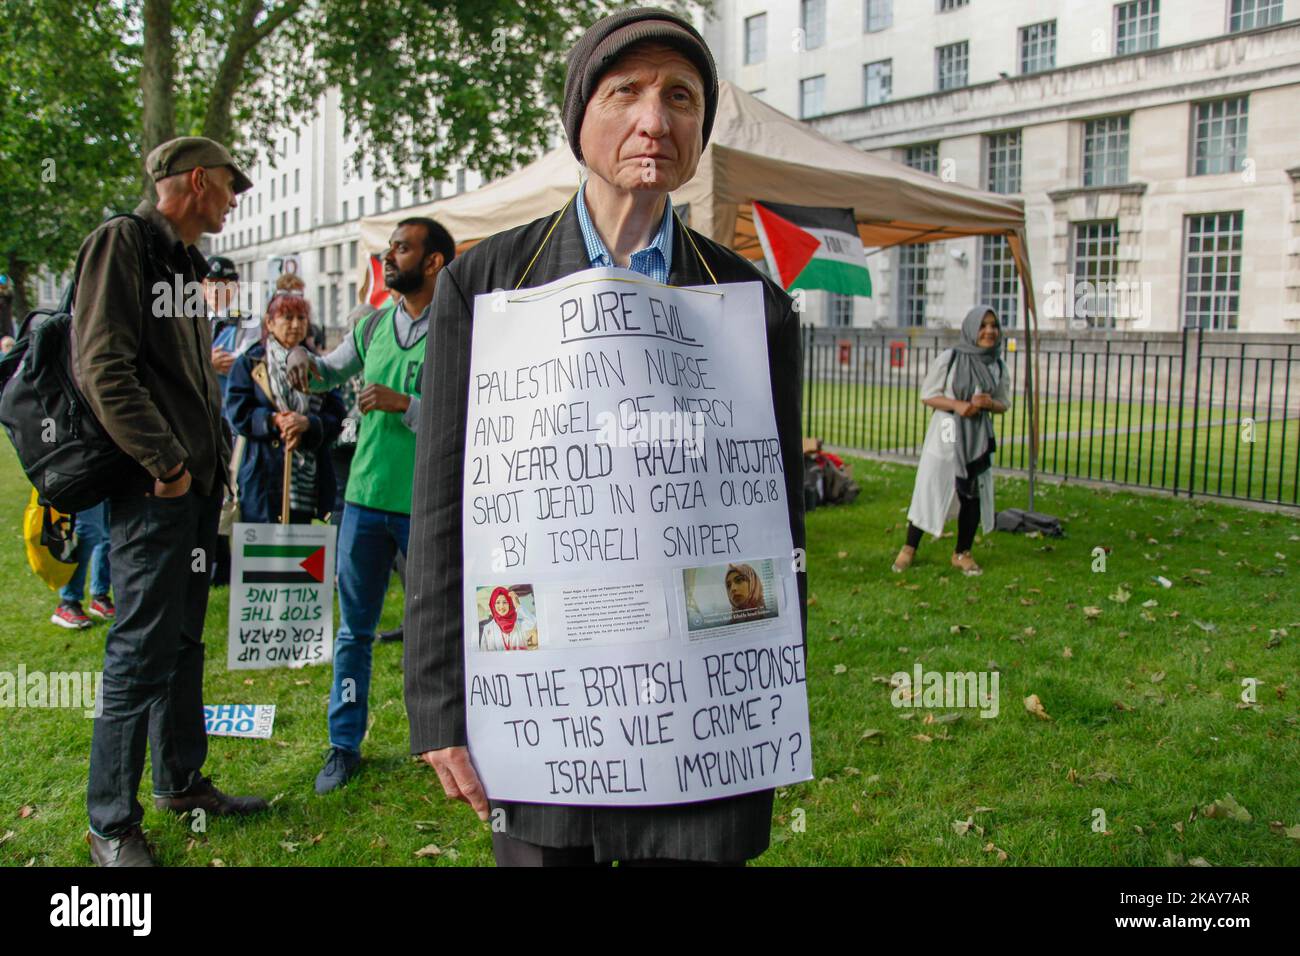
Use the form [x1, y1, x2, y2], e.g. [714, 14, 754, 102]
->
[0, 1, 140, 314]
[1, 0, 708, 309]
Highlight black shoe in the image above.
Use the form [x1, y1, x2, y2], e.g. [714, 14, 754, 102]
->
[87, 825, 157, 867]
[315, 747, 361, 795]
[377, 628, 403, 643]
[154, 775, 269, 817]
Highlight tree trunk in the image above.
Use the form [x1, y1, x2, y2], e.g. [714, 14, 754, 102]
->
[202, 0, 307, 147]
[140, 0, 176, 196]
[7, 255, 31, 328]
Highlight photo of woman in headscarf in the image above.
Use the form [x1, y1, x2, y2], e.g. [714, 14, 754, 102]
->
[893, 306, 1011, 577]
[478, 585, 538, 651]
[726, 563, 769, 623]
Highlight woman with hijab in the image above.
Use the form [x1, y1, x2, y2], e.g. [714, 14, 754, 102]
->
[893, 306, 1011, 576]
[725, 563, 768, 623]
[479, 587, 538, 651]
[226, 293, 345, 524]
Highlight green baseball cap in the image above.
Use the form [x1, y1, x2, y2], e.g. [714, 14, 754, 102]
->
[145, 136, 253, 194]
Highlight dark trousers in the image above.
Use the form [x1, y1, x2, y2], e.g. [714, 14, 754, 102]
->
[87, 488, 220, 837]
[490, 832, 743, 867]
[211, 533, 231, 586]
[906, 493, 981, 553]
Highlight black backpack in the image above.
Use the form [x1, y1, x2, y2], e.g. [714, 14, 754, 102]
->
[0, 213, 159, 512]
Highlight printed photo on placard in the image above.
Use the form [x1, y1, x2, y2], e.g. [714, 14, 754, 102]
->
[682, 559, 780, 634]
[475, 584, 540, 651]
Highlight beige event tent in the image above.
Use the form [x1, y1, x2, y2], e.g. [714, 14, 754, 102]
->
[359, 80, 1043, 471]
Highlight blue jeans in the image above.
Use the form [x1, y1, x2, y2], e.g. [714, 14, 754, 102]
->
[61, 502, 111, 603]
[328, 502, 408, 754]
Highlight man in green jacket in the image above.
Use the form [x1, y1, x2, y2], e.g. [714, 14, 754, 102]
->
[73, 137, 269, 866]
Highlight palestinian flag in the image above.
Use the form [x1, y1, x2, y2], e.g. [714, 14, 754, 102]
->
[366, 254, 389, 308]
[240, 542, 327, 584]
[752, 201, 872, 297]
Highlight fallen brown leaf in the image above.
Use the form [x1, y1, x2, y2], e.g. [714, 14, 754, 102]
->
[1024, 694, 1052, 720]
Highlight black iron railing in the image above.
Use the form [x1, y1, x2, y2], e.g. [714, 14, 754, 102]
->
[802, 325, 1299, 507]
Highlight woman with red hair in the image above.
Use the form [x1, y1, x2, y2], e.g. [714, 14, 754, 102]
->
[226, 293, 345, 523]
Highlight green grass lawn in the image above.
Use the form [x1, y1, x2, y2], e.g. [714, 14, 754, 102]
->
[0, 440, 1297, 866]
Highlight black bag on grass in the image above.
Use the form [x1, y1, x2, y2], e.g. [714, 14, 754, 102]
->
[995, 508, 1064, 537]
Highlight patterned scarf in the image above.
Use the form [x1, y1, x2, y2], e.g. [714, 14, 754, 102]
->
[265, 336, 318, 513]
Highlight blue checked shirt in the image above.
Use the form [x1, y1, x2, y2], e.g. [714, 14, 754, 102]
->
[575, 182, 674, 282]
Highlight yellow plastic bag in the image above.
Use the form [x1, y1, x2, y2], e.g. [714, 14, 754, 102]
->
[24, 488, 78, 591]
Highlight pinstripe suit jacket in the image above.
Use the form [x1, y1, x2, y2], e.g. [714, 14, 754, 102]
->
[404, 198, 807, 862]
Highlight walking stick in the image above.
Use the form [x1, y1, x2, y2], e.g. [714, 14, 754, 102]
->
[281, 439, 293, 525]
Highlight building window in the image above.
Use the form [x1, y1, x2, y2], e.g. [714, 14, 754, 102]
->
[938, 0, 969, 10]
[347, 282, 357, 307]
[282, 173, 288, 196]
[317, 285, 326, 321]
[293, 208, 300, 233]
[864, 60, 892, 106]
[1229, 0, 1283, 32]
[1019, 20, 1056, 74]
[456, 168, 467, 193]
[1070, 220, 1120, 329]
[349, 241, 358, 270]
[357, 196, 365, 217]
[1183, 211, 1243, 330]
[1082, 116, 1130, 187]
[294, 168, 301, 192]
[268, 215, 274, 239]
[270, 179, 275, 201]
[936, 41, 968, 91]
[905, 143, 939, 175]
[985, 130, 1022, 194]
[896, 245, 928, 327]
[281, 211, 287, 235]
[865, 0, 892, 31]
[1192, 97, 1248, 175]
[800, 75, 826, 119]
[375, 188, 384, 214]
[827, 293, 854, 328]
[801, 0, 826, 50]
[342, 200, 349, 221]
[318, 247, 327, 270]
[434, 181, 444, 200]
[744, 13, 766, 64]
[979, 236, 1019, 328]
[1115, 0, 1159, 54]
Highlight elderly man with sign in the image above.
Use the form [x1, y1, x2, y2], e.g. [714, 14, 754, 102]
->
[404, 7, 808, 866]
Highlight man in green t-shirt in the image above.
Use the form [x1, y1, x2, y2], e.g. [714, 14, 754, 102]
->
[288, 217, 454, 793]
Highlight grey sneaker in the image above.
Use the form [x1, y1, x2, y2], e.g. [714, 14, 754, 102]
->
[314, 747, 360, 795]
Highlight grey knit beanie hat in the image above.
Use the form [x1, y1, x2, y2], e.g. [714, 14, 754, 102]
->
[562, 6, 719, 163]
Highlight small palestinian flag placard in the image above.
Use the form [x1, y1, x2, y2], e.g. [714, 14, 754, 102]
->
[228, 522, 337, 670]
[752, 201, 872, 297]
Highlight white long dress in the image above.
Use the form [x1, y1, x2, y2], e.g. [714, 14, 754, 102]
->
[906, 349, 1012, 539]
